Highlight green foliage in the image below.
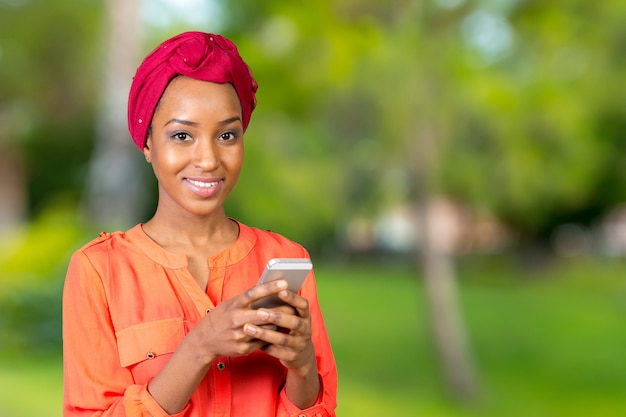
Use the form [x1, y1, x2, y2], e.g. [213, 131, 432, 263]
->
[0, 0, 102, 121]
[214, 0, 626, 243]
[0, 0, 101, 216]
[225, 116, 341, 250]
[434, 0, 626, 236]
[22, 119, 95, 215]
[4, 0, 626, 247]
[0, 204, 87, 354]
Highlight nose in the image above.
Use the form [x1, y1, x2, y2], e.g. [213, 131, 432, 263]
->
[192, 138, 219, 171]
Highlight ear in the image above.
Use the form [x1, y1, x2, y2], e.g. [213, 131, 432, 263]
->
[143, 136, 152, 163]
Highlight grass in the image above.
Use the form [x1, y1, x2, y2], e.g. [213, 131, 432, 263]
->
[0, 353, 63, 416]
[1, 256, 626, 416]
[316, 257, 626, 416]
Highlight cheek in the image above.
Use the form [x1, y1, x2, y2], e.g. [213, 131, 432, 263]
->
[150, 157, 182, 187]
[230, 148, 245, 173]
[154, 148, 187, 173]
[221, 145, 244, 169]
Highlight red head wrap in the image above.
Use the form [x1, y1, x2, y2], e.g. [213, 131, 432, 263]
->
[127, 32, 258, 150]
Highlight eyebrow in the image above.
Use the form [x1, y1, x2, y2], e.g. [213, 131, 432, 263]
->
[218, 116, 242, 126]
[163, 116, 242, 128]
[163, 118, 199, 127]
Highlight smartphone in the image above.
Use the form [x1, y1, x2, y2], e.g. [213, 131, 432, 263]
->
[251, 258, 313, 309]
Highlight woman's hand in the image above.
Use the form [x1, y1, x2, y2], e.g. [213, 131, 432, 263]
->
[160, 280, 320, 411]
[147, 279, 293, 414]
[191, 279, 291, 361]
[243, 289, 321, 408]
[245, 291, 315, 372]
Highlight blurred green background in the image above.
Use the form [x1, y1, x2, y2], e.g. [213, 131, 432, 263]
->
[1, 0, 625, 416]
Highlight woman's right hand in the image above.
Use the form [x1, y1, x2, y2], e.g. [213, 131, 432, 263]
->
[147, 279, 290, 414]
[190, 279, 290, 361]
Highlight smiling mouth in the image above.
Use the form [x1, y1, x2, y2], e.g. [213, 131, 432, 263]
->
[186, 179, 220, 188]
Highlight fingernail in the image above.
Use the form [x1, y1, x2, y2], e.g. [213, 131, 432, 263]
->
[277, 280, 288, 289]
[257, 309, 270, 320]
[245, 324, 257, 335]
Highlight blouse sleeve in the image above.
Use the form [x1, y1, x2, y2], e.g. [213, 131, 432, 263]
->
[275, 270, 338, 417]
[63, 250, 184, 417]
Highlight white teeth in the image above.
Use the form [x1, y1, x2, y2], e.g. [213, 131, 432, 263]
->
[187, 179, 218, 188]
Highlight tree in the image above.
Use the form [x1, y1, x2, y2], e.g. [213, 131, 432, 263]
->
[84, 0, 147, 228]
[0, 0, 102, 224]
[435, 0, 626, 240]
[221, 0, 482, 401]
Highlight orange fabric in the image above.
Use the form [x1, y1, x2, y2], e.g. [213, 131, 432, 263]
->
[63, 222, 337, 417]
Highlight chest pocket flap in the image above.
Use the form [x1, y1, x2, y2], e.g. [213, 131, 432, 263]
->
[116, 317, 185, 368]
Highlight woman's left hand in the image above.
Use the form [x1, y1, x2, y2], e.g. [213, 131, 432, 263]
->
[245, 290, 321, 409]
[244, 290, 316, 374]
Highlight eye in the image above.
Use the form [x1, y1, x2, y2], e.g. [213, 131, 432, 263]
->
[172, 132, 190, 141]
[219, 131, 237, 142]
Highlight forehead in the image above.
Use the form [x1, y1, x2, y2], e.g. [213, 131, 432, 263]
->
[154, 76, 242, 119]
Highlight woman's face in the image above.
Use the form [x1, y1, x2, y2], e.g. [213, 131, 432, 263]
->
[144, 76, 244, 219]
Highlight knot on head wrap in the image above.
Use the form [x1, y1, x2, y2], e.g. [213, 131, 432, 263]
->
[128, 32, 258, 150]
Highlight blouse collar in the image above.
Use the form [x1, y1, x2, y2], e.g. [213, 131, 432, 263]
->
[125, 219, 257, 269]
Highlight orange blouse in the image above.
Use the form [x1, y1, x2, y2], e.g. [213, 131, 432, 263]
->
[62, 222, 337, 417]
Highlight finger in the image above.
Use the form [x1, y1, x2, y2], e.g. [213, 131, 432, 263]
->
[244, 323, 291, 347]
[263, 339, 318, 372]
[268, 304, 297, 317]
[276, 290, 310, 318]
[254, 309, 309, 336]
[237, 337, 270, 355]
[253, 324, 315, 368]
[239, 279, 288, 307]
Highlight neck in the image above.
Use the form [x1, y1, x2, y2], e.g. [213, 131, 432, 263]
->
[144, 206, 237, 248]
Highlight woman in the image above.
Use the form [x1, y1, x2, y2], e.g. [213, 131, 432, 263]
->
[63, 32, 337, 417]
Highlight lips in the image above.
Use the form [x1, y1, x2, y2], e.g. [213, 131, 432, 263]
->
[187, 178, 219, 188]
[184, 177, 222, 198]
